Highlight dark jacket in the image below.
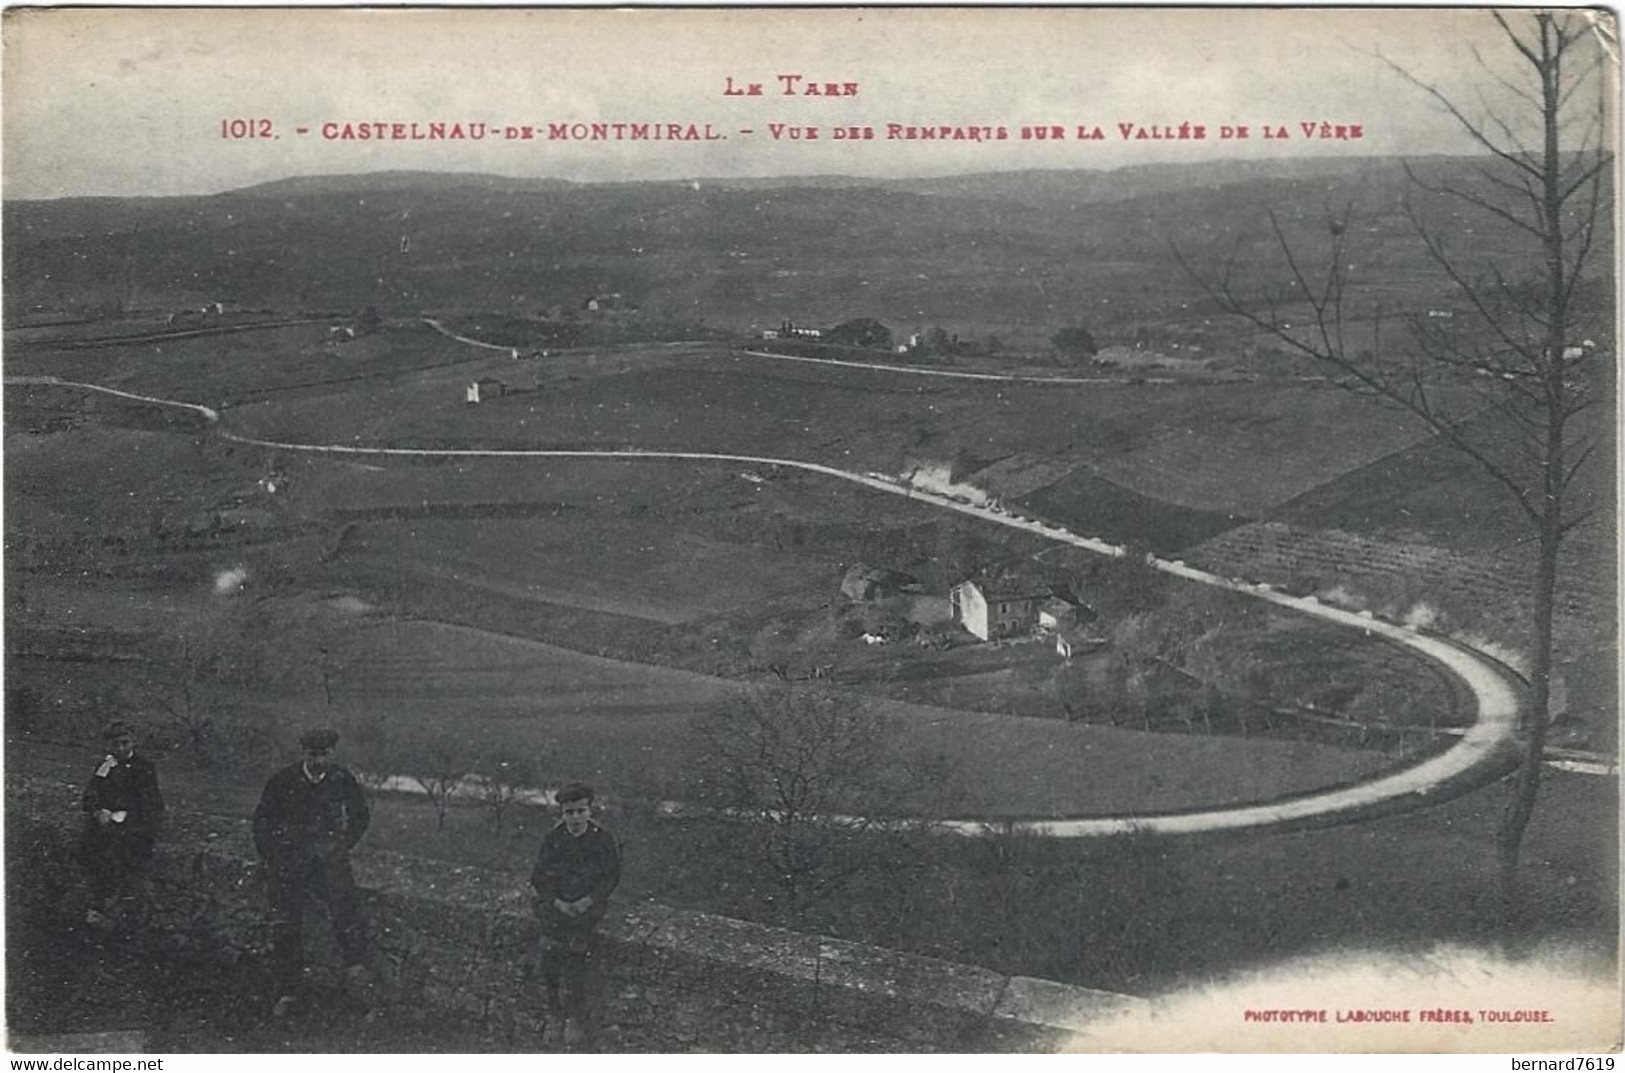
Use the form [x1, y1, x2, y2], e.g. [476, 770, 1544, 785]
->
[81, 753, 165, 845]
[252, 762, 370, 867]
[529, 821, 621, 935]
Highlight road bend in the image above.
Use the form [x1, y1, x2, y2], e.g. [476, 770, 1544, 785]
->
[7, 374, 1527, 839]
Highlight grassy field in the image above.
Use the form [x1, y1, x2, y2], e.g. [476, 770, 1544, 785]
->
[344, 518, 830, 624]
[11, 599, 1394, 817]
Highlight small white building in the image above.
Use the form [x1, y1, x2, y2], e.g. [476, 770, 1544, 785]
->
[583, 293, 638, 313]
[1052, 625, 1107, 660]
[466, 377, 507, 404]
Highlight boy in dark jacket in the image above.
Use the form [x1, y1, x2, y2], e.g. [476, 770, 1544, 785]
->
[529, 783, 621, 1046]
[78, 721, 165, 929]
[252, 726, 372, 1016]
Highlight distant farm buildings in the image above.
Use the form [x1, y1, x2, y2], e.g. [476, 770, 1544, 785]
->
[583, 293, 639, 314]
[466, 377, 507, 404]
[762, 320, 824, 340]
[167, 301, 231, 326]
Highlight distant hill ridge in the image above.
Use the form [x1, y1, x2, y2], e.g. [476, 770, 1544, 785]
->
[8, 153, 1496, 205]
[3, 152, 1575, 334]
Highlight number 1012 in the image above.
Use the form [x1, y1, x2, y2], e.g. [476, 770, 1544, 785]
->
[221, 119, 275, 139]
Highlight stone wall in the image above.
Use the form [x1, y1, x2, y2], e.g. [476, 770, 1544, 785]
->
[8, 773, 1142, 1052]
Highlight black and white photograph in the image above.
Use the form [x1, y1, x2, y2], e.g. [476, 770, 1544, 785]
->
[2, 6, 1619, 1056]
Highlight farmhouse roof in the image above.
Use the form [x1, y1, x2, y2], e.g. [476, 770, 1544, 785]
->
[958, 576, 1050, 601]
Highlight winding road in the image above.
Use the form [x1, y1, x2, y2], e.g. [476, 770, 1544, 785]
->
[6, 368, 1529, 839]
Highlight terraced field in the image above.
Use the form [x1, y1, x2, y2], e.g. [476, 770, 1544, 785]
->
[1187, 520, 1617, 752]
[1189, 521, 1613, 646]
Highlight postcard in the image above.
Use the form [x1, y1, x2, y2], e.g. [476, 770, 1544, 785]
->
[3, 6, 1619, 1057]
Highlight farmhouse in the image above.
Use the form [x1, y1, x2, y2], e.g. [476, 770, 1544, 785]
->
[466, 377, 507, 404]
[950, 578, 1050, 641]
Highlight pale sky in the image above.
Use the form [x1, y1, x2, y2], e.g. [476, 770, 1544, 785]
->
[2, 7, 1617, 198]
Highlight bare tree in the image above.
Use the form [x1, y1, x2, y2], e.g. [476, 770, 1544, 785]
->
[160, 634, 217, 756]
[468, 748, 541, 832]
[689, 682, 947, 921]
[1179, 12, 1613, 928]
[401, 729, 469, 831]
[1107, 612, 1160, 730]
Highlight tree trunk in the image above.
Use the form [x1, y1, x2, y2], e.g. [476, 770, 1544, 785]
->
[1497, 17, 1573, 943]
[1495, 493, 1564, 939]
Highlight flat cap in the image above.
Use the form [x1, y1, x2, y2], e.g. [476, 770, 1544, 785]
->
[555, 782, 595, 805]
[299, 727, 340, 750]
[102, 720, 134, 740]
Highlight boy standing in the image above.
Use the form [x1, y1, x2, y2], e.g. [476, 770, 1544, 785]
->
[529, 783, 621, 1047]
[78, 721, 165, 929]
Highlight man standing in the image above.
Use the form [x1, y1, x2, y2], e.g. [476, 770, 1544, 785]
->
[252, 727, 372, 1017]
[529, 783, 621, 1047]
[78, 721, 165, 930]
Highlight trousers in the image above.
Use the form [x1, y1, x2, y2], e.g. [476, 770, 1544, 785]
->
[265, 853, 367, 993]
[536, 928, 600, 1018]
[77, 826, 154, 909]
